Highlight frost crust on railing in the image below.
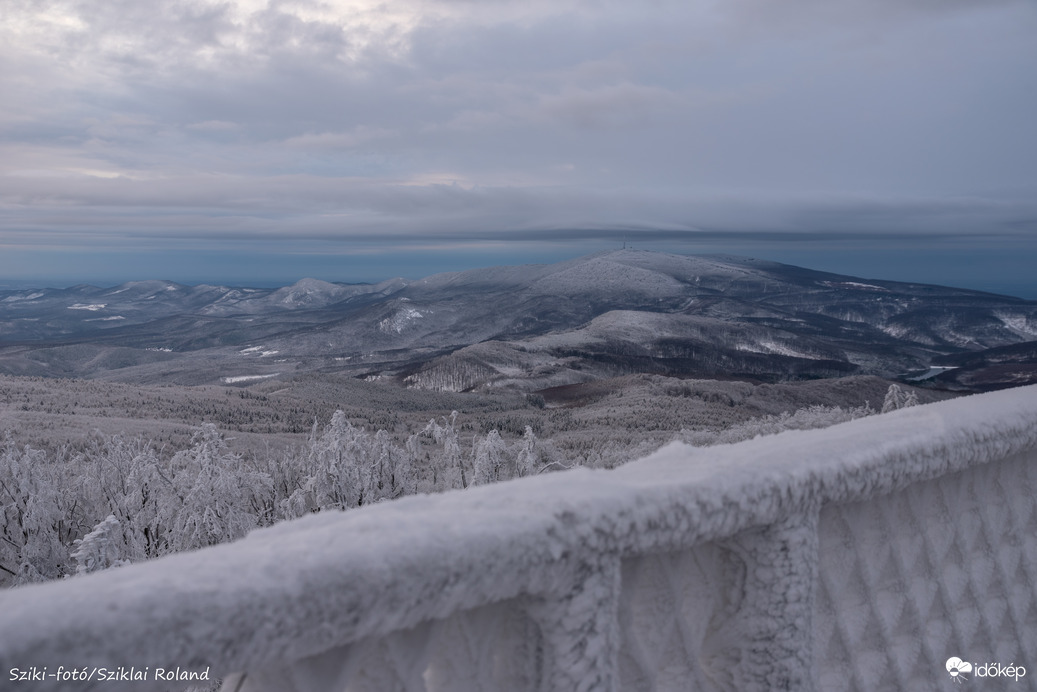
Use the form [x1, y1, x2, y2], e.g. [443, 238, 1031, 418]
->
[1, 385, 1036, 691]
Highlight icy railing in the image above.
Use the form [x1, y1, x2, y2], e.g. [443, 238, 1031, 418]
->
[3, 386, 1037, 692]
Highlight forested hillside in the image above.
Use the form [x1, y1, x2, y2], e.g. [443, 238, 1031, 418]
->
[1, 377, 934, 588]
[3, 251, 1035, 390]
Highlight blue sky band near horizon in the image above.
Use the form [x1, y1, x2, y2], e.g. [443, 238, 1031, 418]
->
[1, 1, 1035, 297]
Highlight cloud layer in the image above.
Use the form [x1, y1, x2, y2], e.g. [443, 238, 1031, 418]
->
[2, 0, 1036, 284]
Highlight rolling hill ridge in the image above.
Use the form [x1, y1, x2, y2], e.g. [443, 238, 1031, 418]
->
[1, 250, 1035, 391]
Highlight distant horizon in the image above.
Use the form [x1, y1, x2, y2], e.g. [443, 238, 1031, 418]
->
[1, 244, 1035, 300]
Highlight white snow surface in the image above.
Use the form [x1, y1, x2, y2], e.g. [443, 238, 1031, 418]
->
[379, 306, 424, 334]
[220, 373, 279, 383]
[410, 249, 765, 298]
[996, 311, 1037, 338]
[735, 338, 819, 359]
[906, 365, 958, 381]
[238, 346, 278, 356]
[2, 385, 1037, 691]
[270, 278, 350, 307]
[2, 291, 44, 302]
[821, 280, 889, 292]
[879, 323, 912, 339]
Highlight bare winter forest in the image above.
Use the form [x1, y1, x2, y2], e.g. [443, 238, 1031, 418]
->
[0, 369, 935, 587]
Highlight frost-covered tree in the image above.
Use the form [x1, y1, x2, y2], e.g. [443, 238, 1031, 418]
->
[71, 514, 128, 575]
[514, 426, 542, 478]
[422, 411, 468, 489]
[0, 435, 78, 585]
[881, 383, 920, 413]
[0, 402, 663, 589]
[471, 426, 547, 484]
[283, 411, 368, 517]
[404, 430, 428, 486]
[80, 434, 176, 561]
[679, 403, 876, 447]
[283, 411, 420, 514]
[366, 428, 413, 503]
[472, 430, 510, 485]
[168, 424, 271, 552]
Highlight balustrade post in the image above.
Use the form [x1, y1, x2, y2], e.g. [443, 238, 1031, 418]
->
[526, 555, 623, 692]
[707, 507, 820, 692]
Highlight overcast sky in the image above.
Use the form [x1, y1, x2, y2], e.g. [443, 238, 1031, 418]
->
[2, 0, 1036, 295]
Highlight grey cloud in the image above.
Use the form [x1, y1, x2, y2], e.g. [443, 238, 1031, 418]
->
[534, 83, 685, 130]
[725, 0, 1030, 32]
[2, 169, 1034, 246]
[1, 0, 1035, 283]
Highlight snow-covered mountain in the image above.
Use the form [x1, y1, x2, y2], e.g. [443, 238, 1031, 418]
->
[1, 250, 1034, 389]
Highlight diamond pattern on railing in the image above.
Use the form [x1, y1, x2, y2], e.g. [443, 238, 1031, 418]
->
[223, 444, 1037, 692]
[227, 598, 538, 692]
[617, 543, 737, 691]
[815, 449, 1037, 691]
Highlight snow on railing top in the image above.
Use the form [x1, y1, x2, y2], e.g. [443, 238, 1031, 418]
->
[2, 385, 1037, 690]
